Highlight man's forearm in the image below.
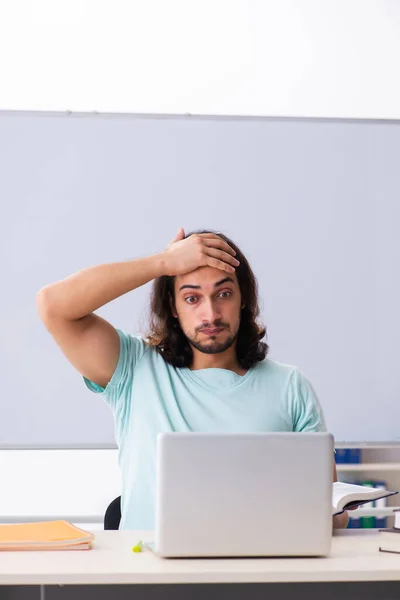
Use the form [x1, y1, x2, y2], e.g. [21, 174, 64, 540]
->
[37, 253, 167, 321]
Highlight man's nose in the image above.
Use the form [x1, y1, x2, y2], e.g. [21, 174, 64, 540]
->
[202, 298, 221, 324]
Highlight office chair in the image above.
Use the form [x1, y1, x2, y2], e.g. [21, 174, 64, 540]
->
[104, 495, 121, 530]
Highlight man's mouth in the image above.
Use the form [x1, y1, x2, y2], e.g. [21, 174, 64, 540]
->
[201, 327, 224, 335]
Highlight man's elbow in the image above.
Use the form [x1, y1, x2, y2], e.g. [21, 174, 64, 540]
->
[36, 286, 55, 322]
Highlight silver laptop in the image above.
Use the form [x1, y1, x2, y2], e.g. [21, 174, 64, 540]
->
[154, 432, 333, 558]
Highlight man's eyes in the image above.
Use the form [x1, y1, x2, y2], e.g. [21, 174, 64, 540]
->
[184, 291, 232, 304]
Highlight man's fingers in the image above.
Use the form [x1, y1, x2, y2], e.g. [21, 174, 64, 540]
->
[169, 228, 185, 245]
[205, 247, 240, 268]
[206, 257, 236, 273]
[192, 233, 237, 258]
[201, 236, 237, 257]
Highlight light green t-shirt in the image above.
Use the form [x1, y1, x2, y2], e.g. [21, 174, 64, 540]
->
[84, 329, 327, 530]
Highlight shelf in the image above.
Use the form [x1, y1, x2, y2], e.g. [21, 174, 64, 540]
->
[336, 463, 400, 471]
[350, 506, 400, 517]
[0, 515, 103, 524]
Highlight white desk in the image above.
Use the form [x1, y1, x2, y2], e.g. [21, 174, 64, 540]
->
[1, 529, 400, 600]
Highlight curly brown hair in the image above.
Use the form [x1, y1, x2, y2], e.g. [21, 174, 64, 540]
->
[146, 230, 269, 369]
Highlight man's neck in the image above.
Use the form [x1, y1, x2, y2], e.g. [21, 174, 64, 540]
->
[189, 347, 247, 376]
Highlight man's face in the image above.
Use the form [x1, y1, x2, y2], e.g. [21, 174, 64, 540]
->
[172, 267, 242, 355]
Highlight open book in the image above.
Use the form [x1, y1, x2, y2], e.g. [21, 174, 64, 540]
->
[332, 482, 397, 516]
[0, 520, 94, 551]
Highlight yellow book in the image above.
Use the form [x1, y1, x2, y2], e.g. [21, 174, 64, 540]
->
[0, 520, 94, 551]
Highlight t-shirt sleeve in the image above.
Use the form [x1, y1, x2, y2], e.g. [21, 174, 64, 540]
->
[83, 328, 148, 412]
[288, 368, 327, 433]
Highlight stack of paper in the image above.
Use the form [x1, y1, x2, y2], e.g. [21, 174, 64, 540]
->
[0, 520, 94, 551]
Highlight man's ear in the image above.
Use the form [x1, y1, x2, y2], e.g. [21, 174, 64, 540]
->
[168, 292, 178, 318]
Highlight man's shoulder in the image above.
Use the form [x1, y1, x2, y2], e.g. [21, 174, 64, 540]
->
[124, 333, 152, 350]
[257, 358, 298, 375]
[120, 331, 168, 364]
[255, 357, 299, 380]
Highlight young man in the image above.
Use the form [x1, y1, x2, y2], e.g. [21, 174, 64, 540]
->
[37, 228, 348, 529]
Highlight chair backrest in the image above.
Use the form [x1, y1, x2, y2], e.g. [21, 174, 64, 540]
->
[104, 495, 121, 530]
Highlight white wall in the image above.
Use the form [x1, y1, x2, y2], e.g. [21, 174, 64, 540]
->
[0, 450, 120, 529]
[0, 0, 399, 118]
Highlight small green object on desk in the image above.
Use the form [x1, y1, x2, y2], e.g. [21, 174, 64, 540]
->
[132, 540, 143, 553]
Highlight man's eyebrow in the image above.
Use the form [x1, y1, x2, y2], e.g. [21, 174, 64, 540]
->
[178, 284, 201, 292]
[214, 277, 234, 288]
[178, 277, 234, 292]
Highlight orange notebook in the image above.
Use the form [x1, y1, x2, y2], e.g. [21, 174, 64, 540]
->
[0, 520, 94, 551]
